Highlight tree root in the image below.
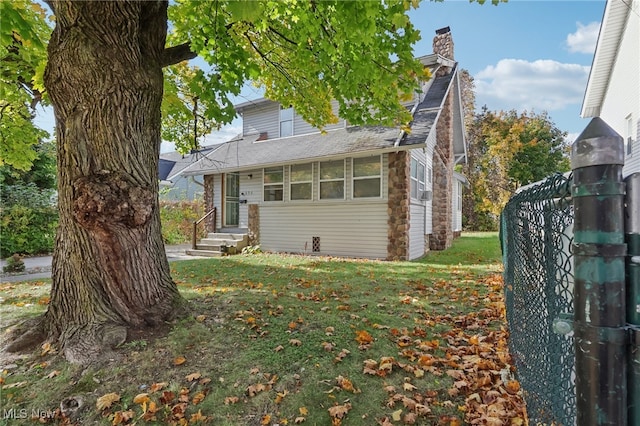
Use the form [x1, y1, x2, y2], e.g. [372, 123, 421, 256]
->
[1, 316, 47, 354]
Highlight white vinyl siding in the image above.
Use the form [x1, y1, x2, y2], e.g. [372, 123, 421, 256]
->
[260, 202, 388, 259]
[409, 149, 429, 259]
[452, 178, 463, 233]
[409, 204, 426, 260]
[293, 100, 346, 135]
[597, 4, 640, 177]
[242, 102, 279, 138]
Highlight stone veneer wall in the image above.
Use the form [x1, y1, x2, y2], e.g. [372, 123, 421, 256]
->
[430, 89, 454, 251]
[387, 151, 410, 260]
[430, 28, 455, 251]
[203, 175, 216, 232]
[248, 204, 259, 246]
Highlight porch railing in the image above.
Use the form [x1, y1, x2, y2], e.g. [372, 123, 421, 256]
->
[192, 207, 216, 250]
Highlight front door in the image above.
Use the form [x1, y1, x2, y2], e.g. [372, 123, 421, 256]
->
[224, 172, 239, 227]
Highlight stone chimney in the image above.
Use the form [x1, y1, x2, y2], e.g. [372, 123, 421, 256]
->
[433, 27, 454, 76]
[433, 26, 454, 60]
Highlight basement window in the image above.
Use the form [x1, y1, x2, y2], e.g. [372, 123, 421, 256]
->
[312, 236, 320, 252]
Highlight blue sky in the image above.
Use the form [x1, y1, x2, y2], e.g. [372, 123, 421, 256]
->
[33, 0, 607, 152]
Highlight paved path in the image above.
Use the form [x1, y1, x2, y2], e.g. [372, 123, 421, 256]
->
[0, 244, 208, 283]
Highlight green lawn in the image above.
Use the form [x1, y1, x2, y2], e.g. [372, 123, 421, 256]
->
[0, 232, 526, 425]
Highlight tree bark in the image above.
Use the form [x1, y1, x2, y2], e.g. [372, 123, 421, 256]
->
[40, 0, 184, 364]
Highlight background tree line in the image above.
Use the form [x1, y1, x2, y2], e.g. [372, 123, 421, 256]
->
[458, 71, 571, 231]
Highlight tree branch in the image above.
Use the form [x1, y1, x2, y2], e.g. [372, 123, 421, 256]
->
[161, 42, 197, 67]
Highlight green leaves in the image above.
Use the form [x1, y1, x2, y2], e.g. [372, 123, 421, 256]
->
[0, 0, 51, 170]
[169, 0, 425, 131]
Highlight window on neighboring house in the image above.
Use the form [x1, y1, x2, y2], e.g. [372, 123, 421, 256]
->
[263, 166, 284, 201]
[626, 114, 634, 156]
[457, 181, 463, 212]
[290, 163, 313, 200]
[352, 155, 382, 198]
[319, 160, 345, 199]
[280, 106, 293, 137]
[428, 165, 432, 185]
[410, 158, 425, 200]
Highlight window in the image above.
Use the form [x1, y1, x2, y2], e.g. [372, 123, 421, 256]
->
[410, 158, 425, 200]
[352, 156, 381, 198]
[263, 167, 284, 201]
[280, 106, 293, 137]
[319, 160, 345, 199]
[290, 163, 313, 200]
[457, 181, 463, 212]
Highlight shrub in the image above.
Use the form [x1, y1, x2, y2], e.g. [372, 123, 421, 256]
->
[0, 184, 58, 257]
[3, 254, 26, 273]
[159, 200, 207, 245]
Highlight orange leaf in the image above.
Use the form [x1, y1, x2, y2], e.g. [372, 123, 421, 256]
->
[224, 396, 240, 405]
[173, 356, 186, 366]
[355, 330, 373, 345]
[186, 372, 202, 382]
[299, 407, 309, 416]
[261, 414, 272, 425]
[96, 392, 120, 410]
[328, 403, 351, 419]
[192, 391, 206, 405]
[133, 393, 150, 405]
[149, 382, 168, 393]
[190, 410, 207, 422]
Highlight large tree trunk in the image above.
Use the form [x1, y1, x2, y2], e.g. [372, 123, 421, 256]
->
[41, 1, 184, 364]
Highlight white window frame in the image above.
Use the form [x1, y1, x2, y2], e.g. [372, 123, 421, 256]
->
[280, 106, 293, 138]
[351, 155, 382, 199]
[319, 159, 345, 200]
[410, 157, 426, 200]
[289, 163, 313, 201]
[263, 166, 284, 202]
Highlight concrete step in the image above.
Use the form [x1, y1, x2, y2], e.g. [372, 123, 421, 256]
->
[185, 249, 223, 257]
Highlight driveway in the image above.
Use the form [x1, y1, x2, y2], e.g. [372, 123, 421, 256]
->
[0, 244, 209, 283]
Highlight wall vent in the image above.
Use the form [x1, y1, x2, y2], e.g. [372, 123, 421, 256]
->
[312, 237, 320, 252]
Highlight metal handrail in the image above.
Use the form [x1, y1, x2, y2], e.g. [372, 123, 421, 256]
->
[192, 207, 216, 250]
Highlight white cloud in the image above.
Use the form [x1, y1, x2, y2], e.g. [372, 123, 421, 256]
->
[566, 21, 600, 54]
[474, 59, 590, 112]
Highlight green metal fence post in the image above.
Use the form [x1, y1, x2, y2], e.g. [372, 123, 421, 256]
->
[626, 173, 640, 424]
[571, 117, 627, 426]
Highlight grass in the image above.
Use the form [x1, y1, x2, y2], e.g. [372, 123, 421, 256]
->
[0, 232, 525, 425]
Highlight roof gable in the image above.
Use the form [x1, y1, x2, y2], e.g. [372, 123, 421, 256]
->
[581, 0, 633, 117]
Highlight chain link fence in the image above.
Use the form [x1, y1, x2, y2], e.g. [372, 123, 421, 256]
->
[501, 172, 575, 425]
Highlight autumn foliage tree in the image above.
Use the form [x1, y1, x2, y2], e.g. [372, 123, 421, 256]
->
[463, 107, 570, 230]
[2, 0, 439, 364]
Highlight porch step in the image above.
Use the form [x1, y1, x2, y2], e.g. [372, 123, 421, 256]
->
[185, 248, 224, 257]
[187, 232, 249, 257]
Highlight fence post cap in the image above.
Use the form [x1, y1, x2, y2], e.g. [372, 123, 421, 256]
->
[571, 117, 624, 170]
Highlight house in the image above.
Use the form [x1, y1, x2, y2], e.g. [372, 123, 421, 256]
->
[181, 28, 467, 260]
[158, 147, 217, 201]
[581, 0, 639, 176]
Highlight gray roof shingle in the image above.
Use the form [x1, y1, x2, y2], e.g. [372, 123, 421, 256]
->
[182, 63, 460, 176]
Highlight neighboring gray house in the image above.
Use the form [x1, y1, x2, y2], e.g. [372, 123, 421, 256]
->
[581, 0, 639, 176]
[182, 28, 467, 260]
[159, 147, 217, 201]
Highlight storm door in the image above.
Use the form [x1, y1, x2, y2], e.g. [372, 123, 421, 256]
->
[224, 172, 239, 227]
